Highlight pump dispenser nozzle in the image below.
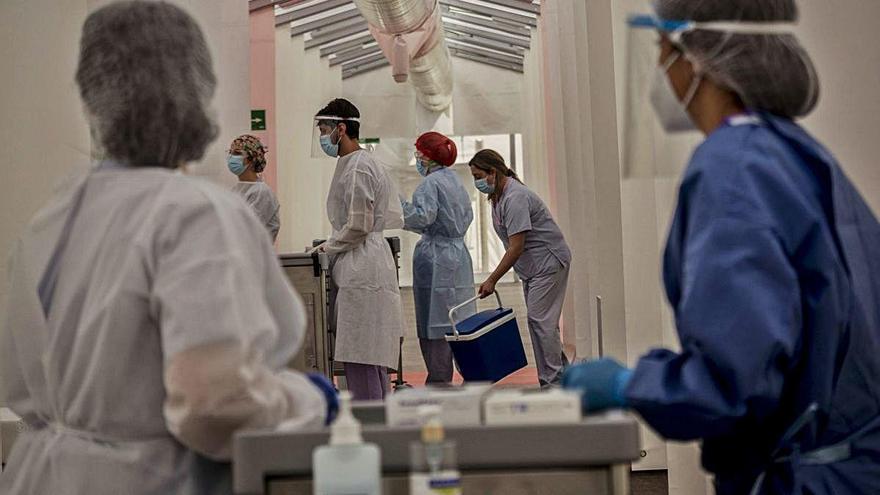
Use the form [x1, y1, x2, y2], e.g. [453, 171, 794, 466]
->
[330, 391, 362, 445]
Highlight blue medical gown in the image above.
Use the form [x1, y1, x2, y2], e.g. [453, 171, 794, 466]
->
[402, 167, 476, 340]
[626, 114, 880, 494]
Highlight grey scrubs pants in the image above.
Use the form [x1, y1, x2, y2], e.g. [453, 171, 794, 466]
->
[343, 362, 389, 401]
[522, 265, 570, 387]
[419, 338, 454, 384]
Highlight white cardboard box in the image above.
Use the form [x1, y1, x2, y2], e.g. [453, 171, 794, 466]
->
[386, 383, 493, 427]
[483, 388, 582, 426]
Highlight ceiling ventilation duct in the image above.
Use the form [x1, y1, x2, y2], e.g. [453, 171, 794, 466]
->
[353, 0, 453, 112]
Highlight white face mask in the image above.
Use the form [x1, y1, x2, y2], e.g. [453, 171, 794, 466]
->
[649, 50, 702, 133]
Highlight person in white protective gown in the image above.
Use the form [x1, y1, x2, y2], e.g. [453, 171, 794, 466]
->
[227, 134, 281, 242]
[0, 3, 336, 494]
[313, 98, 405, 401]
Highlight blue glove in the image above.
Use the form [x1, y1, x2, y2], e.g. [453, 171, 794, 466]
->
[562, 358, 633, 413]
[307, 373, 339, 425]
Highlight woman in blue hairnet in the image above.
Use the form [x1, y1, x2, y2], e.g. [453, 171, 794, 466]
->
[563, 1, 880, 493]
[0, 3, 336, 494]
[401, 132, 475, 384]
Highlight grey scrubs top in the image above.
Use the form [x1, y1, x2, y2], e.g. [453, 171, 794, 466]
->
[492, 179, 571, 280]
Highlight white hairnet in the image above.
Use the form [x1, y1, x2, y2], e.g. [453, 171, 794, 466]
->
[655, 0, 819, 118]
[75, 1, 218, 168]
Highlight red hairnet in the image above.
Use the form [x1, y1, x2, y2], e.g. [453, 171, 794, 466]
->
[415, 132, 457, 167]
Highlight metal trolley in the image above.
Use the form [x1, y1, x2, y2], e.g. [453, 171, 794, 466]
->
[281, 237, 409, 390]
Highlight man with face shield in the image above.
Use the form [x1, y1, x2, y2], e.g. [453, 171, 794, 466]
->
[562, 1, 880, 493]
[313, 98, 405, 401]
[0, 3, 337, 494]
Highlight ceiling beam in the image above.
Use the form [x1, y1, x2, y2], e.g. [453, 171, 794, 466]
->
[440, 7, 531, 38]
[250, 0, 293, 12]
[446, 39, 523, 65]
[478, 0, 540, 15]
[440, 0, 537, 27]
[306, 24, 370, 49]
[330, 47, 382, 66]
[445, 30, 524, 56]
[341, 53, 389, 75]
[330, 41, 379, 59]
[290, 7, 361, 36]
[287, 0, 353, 21]
[443, 21, 530, 48]
[318, 33, 376, 56]
[450, 49, 523, 72]
[343, 59, 391, 79]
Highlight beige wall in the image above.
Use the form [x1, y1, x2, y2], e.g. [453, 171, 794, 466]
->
[273, 25, 341, 254]
[0, 1, 92, 325]
[799, 0, 880, 216]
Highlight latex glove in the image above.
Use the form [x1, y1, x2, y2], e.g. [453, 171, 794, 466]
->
[307, 373, 339, 425]
[478, 279, 496, 299]
[307, 243, 326, 255]
[562, 358, 633, 413]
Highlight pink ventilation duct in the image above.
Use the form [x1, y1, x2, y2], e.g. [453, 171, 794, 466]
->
[353, 0, 453, 112]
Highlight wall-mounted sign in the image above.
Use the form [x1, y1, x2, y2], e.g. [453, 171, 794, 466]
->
[251, 109, 266, 131]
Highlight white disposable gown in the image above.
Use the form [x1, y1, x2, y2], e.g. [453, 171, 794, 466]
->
[0, 164, 326, 495]
[325, 150, 404, 369]
[232, 181, 281, 242]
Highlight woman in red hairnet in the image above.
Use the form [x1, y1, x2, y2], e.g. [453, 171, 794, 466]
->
[400, 132, 475, 384]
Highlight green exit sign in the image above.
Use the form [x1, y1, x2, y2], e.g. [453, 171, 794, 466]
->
[362, 138, 380, 145]
[251, 109, 266, 131]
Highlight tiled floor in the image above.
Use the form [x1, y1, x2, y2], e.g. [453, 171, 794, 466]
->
[396, 366, 541, 388]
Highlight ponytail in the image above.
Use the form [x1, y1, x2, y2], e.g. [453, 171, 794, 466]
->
[469, 149, 522, 203]
[469, 149, 522, 184]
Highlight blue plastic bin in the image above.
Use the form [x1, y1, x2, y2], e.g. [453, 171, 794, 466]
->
[445, 292, 528, 383]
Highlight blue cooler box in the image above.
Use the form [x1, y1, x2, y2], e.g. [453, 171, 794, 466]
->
[446, 293, 528, 383]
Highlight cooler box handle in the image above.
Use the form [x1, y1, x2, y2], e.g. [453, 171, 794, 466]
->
[447, 291, 503, 340]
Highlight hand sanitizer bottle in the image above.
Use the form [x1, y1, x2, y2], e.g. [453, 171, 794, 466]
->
[313, 391, 382, 495]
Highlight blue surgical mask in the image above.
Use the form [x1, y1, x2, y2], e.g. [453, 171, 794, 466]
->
[475, 178, 494, 194]
[320, 129, 339, 157]
[416, 158, 429, 177]
[227, 154, 247, 176]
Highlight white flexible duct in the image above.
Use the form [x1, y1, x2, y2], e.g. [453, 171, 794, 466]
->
[353, 0, 453, 112]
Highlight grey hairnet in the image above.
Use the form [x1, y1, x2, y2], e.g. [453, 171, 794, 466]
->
[76, 1, 218, 168]
[655, 0, 820, 118]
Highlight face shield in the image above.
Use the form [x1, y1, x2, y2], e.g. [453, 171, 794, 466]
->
[311, 115, 359, 159]
[620, 12, 798, 178]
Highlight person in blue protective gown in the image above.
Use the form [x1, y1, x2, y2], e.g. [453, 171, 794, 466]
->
[401, 132, 475, 384]
[562, 1, 880, 494]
